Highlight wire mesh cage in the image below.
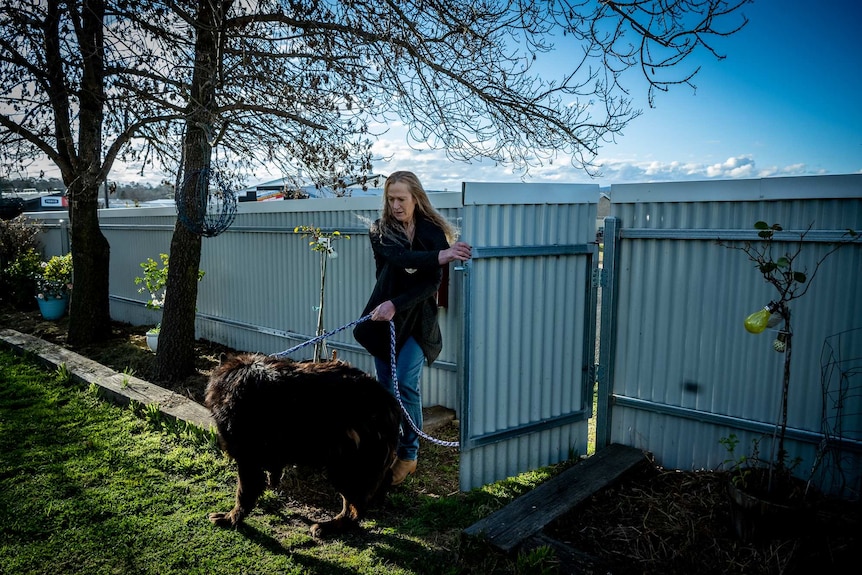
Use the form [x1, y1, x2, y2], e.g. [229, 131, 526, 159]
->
[815, 327, 862, 499]
[175, 166, 237, 237]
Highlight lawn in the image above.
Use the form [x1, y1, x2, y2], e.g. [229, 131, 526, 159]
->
[0, 348, 563, 575]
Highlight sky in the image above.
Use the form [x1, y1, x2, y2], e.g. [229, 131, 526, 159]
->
[375, 0, 862, 191]
[22, 0, 862, 192]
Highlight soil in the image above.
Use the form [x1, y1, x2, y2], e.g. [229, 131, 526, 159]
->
[1, 308, 860, 574]
[545, 464, 860, 575]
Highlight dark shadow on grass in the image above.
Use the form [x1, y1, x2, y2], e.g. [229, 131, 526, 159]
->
[227, 521, 297, 555]
[228, 515, 445, 575]
[218, 489, 459, 574]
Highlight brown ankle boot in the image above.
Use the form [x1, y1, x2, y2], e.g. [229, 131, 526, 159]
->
[391, 458, 417, 486]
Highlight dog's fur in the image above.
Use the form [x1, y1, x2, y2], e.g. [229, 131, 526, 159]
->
[204, 353, 400, 537]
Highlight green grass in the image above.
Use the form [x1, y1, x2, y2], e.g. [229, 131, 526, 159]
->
[0, 349, 567, 575]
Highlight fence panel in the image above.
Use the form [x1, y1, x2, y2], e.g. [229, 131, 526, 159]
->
[599, 174, 862, 496]
[458, 182, 599, 490]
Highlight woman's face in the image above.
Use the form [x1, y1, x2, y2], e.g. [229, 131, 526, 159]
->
[387, 181, 417, 224]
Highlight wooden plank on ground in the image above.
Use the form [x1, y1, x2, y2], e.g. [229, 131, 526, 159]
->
[463, 443, 647, 553]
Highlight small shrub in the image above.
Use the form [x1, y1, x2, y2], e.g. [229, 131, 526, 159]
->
[135, 254, 171, 310]
[2, 248, 43, 309]
[134, 254, 204, 338]
[720, 222, 859, 496]
[0, 214, 42, 270]
[293, 225, 350, 362]
[135, 253, 205, 310]
[0, 215, 42, 308]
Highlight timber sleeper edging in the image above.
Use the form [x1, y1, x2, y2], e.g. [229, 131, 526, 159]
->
[0, 328, 216, 430]
[463, 442, 650, 565]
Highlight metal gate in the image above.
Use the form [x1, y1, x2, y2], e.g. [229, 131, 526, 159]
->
[457, 182, 600, 490]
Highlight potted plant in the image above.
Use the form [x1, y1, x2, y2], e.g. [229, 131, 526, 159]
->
[294, 225, 349, 362]
[34, 252, 73, 320]
[134, 253, 204, 352]
[719, 221, 858, 540]
[145, 323, 160, 352]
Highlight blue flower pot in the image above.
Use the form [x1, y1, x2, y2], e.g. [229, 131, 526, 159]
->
[36, 295, 68, 321]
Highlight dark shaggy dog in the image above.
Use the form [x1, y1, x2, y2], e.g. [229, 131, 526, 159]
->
[205, 353, 401, 537]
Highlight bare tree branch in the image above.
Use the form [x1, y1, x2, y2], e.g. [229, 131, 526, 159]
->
[0, 0, 749, 354]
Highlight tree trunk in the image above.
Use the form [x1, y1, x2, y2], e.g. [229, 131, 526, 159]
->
[314, 252, 328, 362]
[153, 115, 209, 381]
[153, 219, 202, 382]
[775, 313, 793, 469]
[153, 0, 229, 382]
[67, 181, 112, 345]
[66, 0, 112, 345]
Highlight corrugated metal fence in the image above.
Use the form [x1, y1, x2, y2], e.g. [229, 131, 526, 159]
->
[598, 174, 862, 498]
[27, 174, 862, 495]
[33, 197, 462, 393]
[99, 194, 465, 409]
[458, 182, 598, 489]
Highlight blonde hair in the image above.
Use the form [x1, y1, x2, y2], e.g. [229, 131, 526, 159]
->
[378, 171, 458, 244]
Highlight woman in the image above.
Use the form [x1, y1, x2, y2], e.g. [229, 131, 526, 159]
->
[354, 171, 472, 485]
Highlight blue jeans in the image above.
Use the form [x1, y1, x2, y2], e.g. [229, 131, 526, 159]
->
[375, 336, 424, 461]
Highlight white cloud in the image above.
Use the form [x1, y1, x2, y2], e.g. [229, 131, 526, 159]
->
[705, 156, 756, 178]
[368, 149, 835, 191]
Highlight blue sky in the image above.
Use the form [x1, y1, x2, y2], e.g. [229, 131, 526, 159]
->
[373, 0, 862, 190]
[24, 1, 862, 191]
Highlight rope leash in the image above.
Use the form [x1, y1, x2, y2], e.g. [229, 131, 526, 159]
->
[387, 319, 460, 448]
[270, 315, 459, 448]
[270, 314, 372, 359]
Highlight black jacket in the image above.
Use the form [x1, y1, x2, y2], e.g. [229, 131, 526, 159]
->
[354, 215, 449, 365]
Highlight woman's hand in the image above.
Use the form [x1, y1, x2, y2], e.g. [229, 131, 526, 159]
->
[371, 300, 396, 321]
[439, 241, 472, 265]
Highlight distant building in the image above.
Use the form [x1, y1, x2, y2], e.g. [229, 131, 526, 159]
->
[34, 194, 69, 211]
[1, 189, 68, 215]
[598, 189, 611, 218]
[237, 175, 390, 202]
